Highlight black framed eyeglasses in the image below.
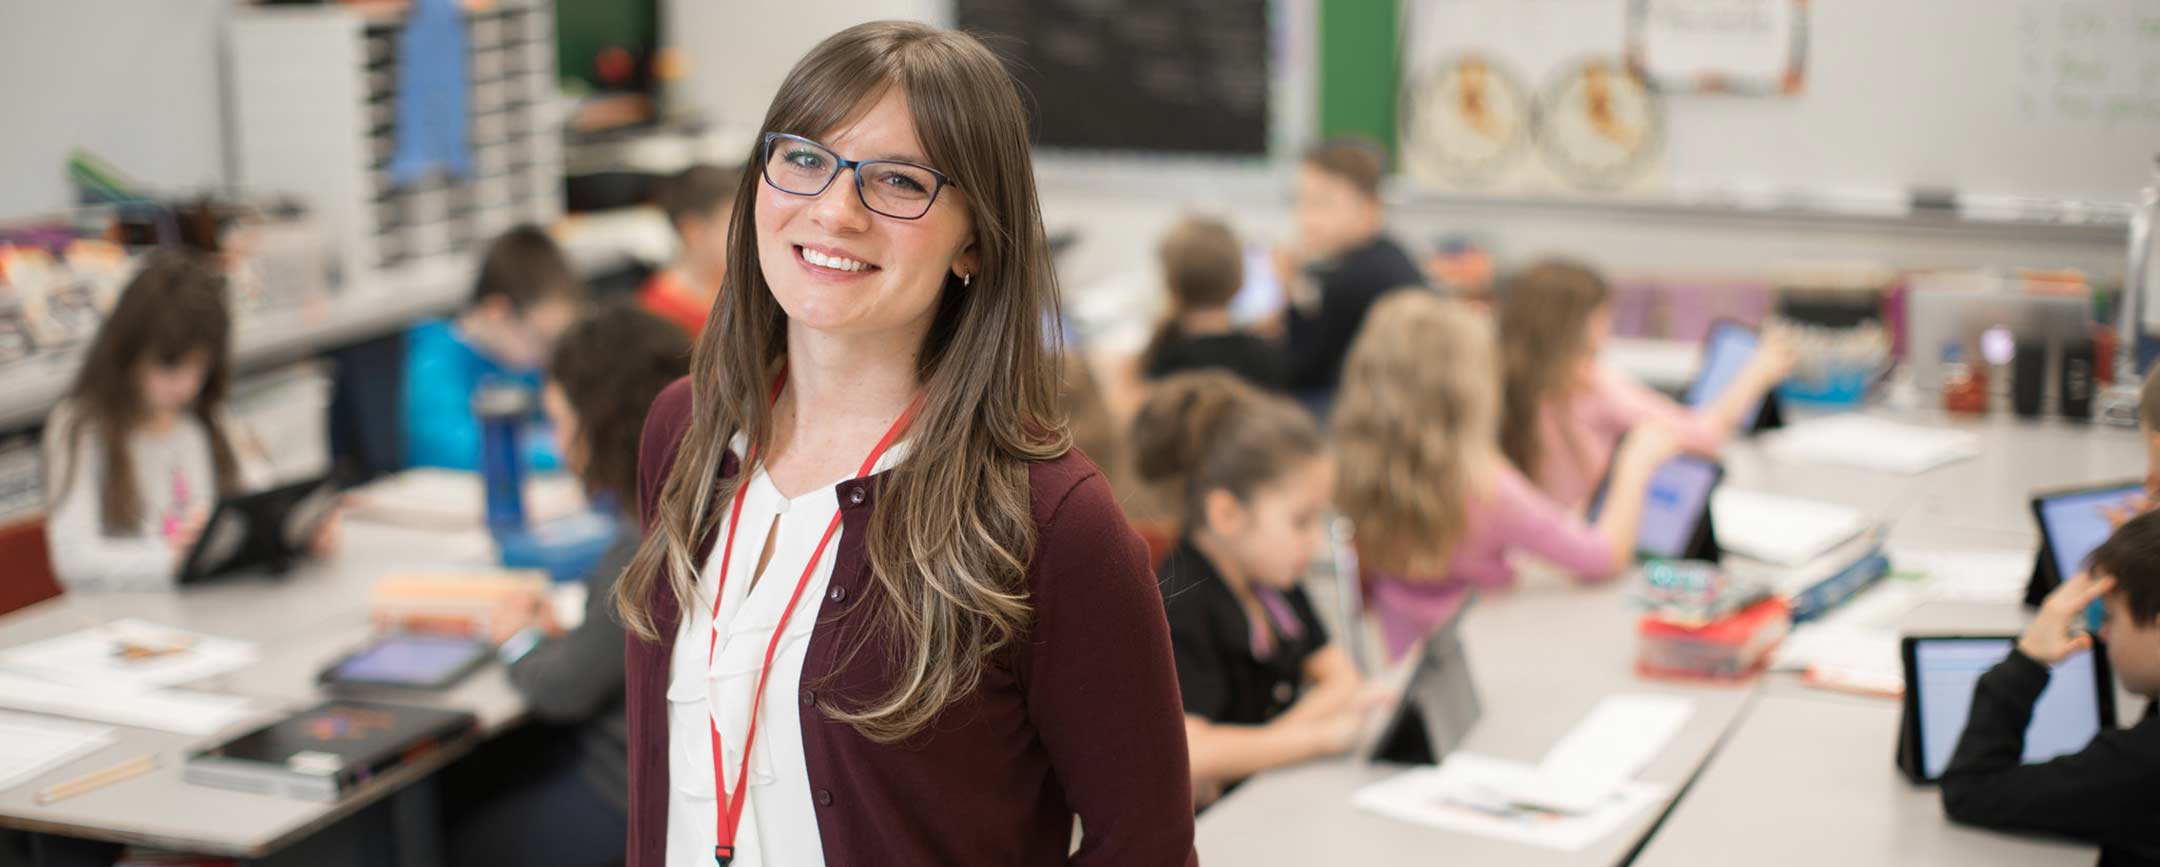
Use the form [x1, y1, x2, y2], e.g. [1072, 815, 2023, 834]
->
[759, 132, 955, 221]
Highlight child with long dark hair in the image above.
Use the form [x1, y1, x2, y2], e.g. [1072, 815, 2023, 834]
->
[42, 250, 264, 590]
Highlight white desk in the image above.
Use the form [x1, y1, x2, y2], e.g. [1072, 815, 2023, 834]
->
[1196, 577, 1756, 867]
[1201, 409, 2144, 866]
[1631, 690, 2094, 867]
[0, 484, 526, 859]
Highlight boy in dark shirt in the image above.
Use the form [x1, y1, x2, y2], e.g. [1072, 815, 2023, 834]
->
[1942, 510, 2160, 866]
[1142, 216, 1286, 391]
[1273, 136, 1427, 399]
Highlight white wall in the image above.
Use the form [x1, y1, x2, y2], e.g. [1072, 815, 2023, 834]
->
[665, 0, 945, 147]
[0, 0, 234, 219]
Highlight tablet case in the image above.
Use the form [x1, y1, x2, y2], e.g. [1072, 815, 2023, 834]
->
[1895, 636, 2117, 784]
[179, 477, 337, 582]
[2023, 480, 2142, 608]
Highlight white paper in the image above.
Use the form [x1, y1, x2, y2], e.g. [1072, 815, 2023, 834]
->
[1763, 415, 1980, 475]
[1898, 547, 2035, 604]
[1352, 753, 1668, 852]
[0, 620, 258, 691]
[0, 672, 257, 736]
[1712, 488, 1870, 566]
[550, 583, 588, 632]
[1497, 694, 1693, 812]
[0, 711, 117, 791]
[1633, 0, 1802, 89]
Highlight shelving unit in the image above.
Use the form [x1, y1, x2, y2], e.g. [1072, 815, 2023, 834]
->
[227, 0, 561, 289]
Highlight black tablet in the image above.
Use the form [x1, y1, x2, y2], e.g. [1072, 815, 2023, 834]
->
[1684, 319, 1781, 432]
[2027, 479, 2143, 606]
[1588, 453, 1724, 562]
[1359, 596, 1481, 766]
[178, 476, 338, 583]
[319, 634, 494, 691]
[1898, 635, 2114, 783]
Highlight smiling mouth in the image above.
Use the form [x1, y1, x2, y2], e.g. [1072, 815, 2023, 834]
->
[795, 245, 882, 274]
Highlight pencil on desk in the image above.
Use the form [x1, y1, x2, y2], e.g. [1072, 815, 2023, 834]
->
[34, 755, 157, 805]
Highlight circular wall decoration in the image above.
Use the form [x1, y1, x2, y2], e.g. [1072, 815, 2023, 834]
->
[1399, 53, 1532, 185]
[1535, 57, 1665, 190]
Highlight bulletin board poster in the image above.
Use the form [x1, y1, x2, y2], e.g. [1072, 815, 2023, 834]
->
[1627, 0, 1809, 95]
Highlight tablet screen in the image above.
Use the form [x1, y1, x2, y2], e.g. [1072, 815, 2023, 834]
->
[1228, 245, 1285, 325]
[1912, 638, 2103, 779]
[2038, 484, 2141, 583]
[325, 635, 489, 688]
[1686, 323, 1763, 421]
[1636, 457, 1721, 560]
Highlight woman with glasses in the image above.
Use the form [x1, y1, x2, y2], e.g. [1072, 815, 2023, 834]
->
[616, 21, 1197, 867]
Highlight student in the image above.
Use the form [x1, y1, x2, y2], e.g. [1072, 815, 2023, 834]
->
[1940, 510, 2160, 866]
[42, 250, 273, 591]
[2103, 367, 2160, 527]
[445, 304, 690, 867]
[1131, 371, 1370, 803]
[1334, 293, 1681, 660]
[641, 164, 741, 337]
[401, 225, 585, 472]
[1142, 216, 1285, 390]
[1275, 136, 1427, 398]
[1497, 258, 1791, 510]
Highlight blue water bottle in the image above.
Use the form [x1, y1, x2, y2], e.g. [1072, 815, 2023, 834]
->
[473, 380, 530, 536]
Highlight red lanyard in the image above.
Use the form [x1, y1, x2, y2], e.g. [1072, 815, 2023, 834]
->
[705, 390, 915, 867]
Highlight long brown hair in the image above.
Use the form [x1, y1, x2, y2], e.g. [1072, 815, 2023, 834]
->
[1497, 259, 1609, 479]
[545, 303, 692, 519]
[54, 249, 241, 535]
[617, 22, 1067, 743]
[1129, 371, 1323, 531]
[1333, 293, 1501, 575]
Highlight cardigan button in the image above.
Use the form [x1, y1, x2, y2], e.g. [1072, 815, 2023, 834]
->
[815, 788, 834, 806]
[800, 688, 817, 706]
[846, 485, 866, 506]
[829, 584, 847, 602]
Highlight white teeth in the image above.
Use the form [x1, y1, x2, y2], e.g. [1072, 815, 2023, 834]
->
[802, 247, 870, 272]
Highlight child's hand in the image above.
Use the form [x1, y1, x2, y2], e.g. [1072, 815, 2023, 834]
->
[167, 506, 210, 564]
[2018, 572, 2113, 665]
[2103, 494, 2151, 530]
[1746, 328, 1800, 386]
[1306, 705, 1366, 757]
[308, 506, 345, 558]
[488, 587, 559, 646]
[1618, 422, 1682, 470]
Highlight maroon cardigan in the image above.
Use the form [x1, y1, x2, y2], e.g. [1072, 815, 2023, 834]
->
[626, 379, 1199, 866]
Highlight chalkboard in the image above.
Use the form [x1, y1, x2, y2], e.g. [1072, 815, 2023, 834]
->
[956, 0, 1270, 156]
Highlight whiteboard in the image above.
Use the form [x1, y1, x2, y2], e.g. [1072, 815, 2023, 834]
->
[1401, 0, 2160, 203]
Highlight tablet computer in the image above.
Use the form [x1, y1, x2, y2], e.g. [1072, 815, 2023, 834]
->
[1684, 319, 1780, 432]
[1588, 454, 1724, 562]
[1358, 596, 1481, 766]
[319, 633, 494, 691]
[2026, 479, 2142, 617]
[178, 476, 338, 584]
[1898, 635, 2114, 783]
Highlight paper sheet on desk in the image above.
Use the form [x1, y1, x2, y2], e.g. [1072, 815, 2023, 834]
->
[0, 711, 116, 791]
[1764, 415, 1980, 474]
[0, 672, 256, 736]
[1896, 547, 2034, 604]
[1713, 489, 1870, 566]
[0, 620, 257, 691]
[1352, 753, 1667, 852]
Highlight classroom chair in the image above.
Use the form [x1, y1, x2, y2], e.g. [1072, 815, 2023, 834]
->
[0, 517, 62, 616]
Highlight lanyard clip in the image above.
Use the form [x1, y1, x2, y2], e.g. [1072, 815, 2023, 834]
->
[714, 844, 735, 867]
